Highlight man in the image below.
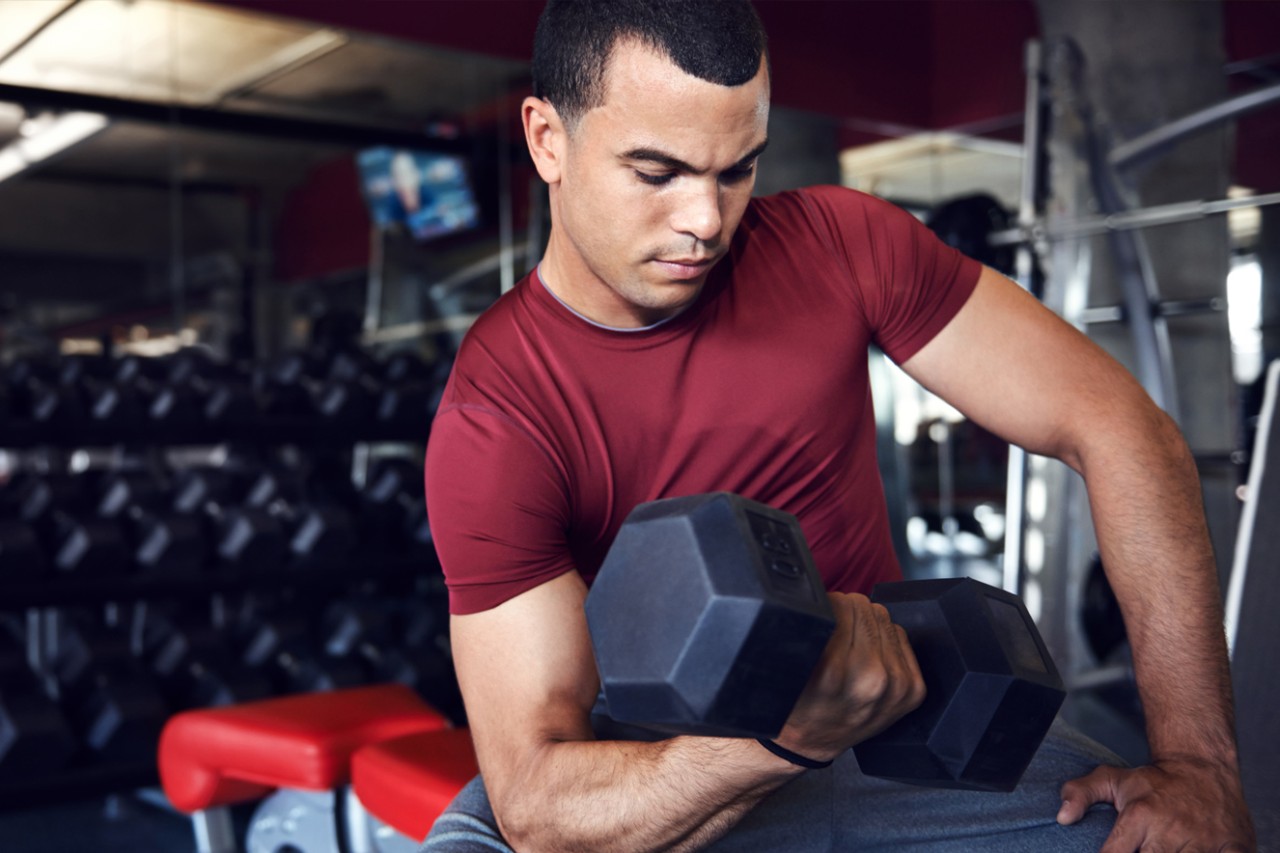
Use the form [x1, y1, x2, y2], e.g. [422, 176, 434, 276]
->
[423, 1, 1255, 850]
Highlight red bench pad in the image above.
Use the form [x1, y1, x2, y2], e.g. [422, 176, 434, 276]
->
[160, 684, 449, 813]
[352, 728, 479, 841]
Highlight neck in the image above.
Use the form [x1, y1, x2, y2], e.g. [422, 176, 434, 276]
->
[540, 231, 674, 329]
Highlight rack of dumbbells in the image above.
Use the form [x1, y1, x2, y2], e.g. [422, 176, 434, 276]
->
[0, 337, 462, 811]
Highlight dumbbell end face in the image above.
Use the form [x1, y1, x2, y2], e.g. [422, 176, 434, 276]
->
[587, 493, 835, 738]
[853, 578, 1065, 791]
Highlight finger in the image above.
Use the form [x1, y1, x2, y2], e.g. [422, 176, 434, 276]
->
[1058, 765, 1121, 824]
[1098, 809, 1151, 853]
[819, 594, 852, 652]
[894, 624, 926, 710]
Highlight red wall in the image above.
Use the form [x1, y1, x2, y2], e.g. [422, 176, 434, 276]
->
[241, 0, 1279, 280]
[274, 156, 370, 283]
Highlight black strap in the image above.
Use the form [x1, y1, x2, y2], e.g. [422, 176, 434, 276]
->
[755, 738, 833, 769]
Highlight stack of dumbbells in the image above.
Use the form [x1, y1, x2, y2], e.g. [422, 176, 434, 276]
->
[0, 338, 459, 793]
[2, 343, 452, 441]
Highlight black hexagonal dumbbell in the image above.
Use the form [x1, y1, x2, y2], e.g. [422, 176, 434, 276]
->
[97, 472, 208, 574]
[166, 348, 258, 424]
[358, 457, 433, 556]
[851, 578, 1066, 791]
[587, 493, 836, 739]
[242, 468, 357, 570]
[170, 468, 286, 571]
[20, 475, 131, 576]
[0, 621, 77, 782]
[237, 610, 364, 695]
[141, 608, 273, 710]
[7, 357, 86, 428]
[585, 492, 1065, 792]
[52, 615, 170, 764]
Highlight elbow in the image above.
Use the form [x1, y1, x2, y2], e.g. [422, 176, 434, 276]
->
[492, 791, 546, 853]
[497, 808, 582, 853]
[489, 765, 566, 853]
[1067, 394, 1193, 478]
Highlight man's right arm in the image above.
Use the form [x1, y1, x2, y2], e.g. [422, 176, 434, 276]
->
[453, 570, 924, 853]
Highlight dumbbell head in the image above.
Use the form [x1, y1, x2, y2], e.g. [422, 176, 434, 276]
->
[240, 613, 364, 694]
[144, 613, 272, 709]
[53, 617, 170, 762]
[851, 578, 1065, 792]
[0, 664, 77, 782]
[0, 520, 48, 578]
[585, 493, 835, 738]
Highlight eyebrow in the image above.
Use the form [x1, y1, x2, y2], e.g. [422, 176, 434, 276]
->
[620, 138, 770, 175]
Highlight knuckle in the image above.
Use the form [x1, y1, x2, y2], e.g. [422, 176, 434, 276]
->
[854, 665, 889, 702]
[907, 678, 927, 710]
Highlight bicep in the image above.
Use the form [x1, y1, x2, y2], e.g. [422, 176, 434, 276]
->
[451, 570, 599, 809]
[899, 266, 1161, 471]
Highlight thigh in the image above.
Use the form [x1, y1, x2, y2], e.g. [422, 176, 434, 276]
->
[707, 720, 1120, 852]
[830, 719, 1121, 851]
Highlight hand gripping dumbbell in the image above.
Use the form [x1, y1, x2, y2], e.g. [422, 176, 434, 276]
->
[584, 493, 1065, 792]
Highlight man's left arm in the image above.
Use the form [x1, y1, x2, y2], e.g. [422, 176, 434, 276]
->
[900, 266, 1255, 852]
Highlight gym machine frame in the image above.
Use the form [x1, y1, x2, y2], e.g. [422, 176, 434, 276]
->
[1000, 39, 1280, 600]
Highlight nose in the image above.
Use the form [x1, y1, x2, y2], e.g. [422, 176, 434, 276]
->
[669, 180, 723, 244]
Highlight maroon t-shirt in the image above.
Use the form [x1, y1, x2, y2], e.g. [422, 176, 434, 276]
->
[426, 186, 981, 615]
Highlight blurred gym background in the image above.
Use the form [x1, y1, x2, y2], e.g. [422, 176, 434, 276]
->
[0, 1, 1277, 849]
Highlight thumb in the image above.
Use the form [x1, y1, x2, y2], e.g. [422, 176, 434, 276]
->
[1057, 765, 1120, 825]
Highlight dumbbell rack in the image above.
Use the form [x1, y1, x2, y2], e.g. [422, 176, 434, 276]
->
[0, 417, 425, 450]
[0, 401, 448, 812]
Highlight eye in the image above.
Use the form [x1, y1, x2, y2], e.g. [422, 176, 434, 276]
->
[635, 171, 676, 186]
[719, 164, 756, 185]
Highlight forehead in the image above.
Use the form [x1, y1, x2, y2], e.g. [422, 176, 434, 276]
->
[584, 39, 770, 160]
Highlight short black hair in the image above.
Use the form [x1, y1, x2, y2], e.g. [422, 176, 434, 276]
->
[532, 0, 769, 129]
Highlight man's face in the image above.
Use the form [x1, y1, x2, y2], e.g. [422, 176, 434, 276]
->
[544, 40, 770, 328]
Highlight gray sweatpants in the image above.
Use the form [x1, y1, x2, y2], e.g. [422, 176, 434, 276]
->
[420, 719, 1121, 851]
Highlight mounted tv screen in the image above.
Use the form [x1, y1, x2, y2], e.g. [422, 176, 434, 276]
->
[357, 146, 480, 241]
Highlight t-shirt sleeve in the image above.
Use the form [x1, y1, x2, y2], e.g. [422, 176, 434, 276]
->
[425, 403, 577, 615]
[799, 185, 982, 364]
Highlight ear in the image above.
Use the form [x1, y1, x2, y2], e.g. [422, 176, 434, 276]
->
[522, 96, 566, 185]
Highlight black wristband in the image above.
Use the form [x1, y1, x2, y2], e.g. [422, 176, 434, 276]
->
[755, 738, 833, 770]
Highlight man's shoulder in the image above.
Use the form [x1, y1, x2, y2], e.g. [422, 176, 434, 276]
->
[747, 184, 893, 219]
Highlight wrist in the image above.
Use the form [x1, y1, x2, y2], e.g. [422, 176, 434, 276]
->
[755, 738, 834, 770]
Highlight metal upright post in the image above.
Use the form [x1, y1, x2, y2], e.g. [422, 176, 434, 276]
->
[1003, 40, 1047, 596]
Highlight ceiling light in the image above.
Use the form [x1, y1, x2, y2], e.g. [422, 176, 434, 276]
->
[0, 110, 109, 184]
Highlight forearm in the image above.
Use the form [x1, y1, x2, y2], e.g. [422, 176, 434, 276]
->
[498, 735, 803, 853]
[1076, 407, 1239, 765]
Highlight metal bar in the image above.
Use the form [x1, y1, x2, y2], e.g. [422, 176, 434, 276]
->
[363, 226, 385, 335]
[1003, 39, 1045, 596]
[1078, 296, 1226, 325]
[498, 110, 515, 294]
[192, 807, 237, 853]
[0, 0, 79, 68]
[1110, 82, 1280, 172]
[990, 191, 1280, 246]
[426, 242, 531, 300]
[361, 313, 481, 346]
[1227, 360, 1280, 654]
[0, 83, 469, 152]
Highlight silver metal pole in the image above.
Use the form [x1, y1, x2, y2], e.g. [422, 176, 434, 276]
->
[499, 111, 515, 294]
[1110, 81, 1280, 172]
[1003, 39, 1045, 595]
[990, 190, 1280, 246]
[363, 226, 385, 334]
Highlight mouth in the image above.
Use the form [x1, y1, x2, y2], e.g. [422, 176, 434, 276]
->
[652, 256, 716, 281]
